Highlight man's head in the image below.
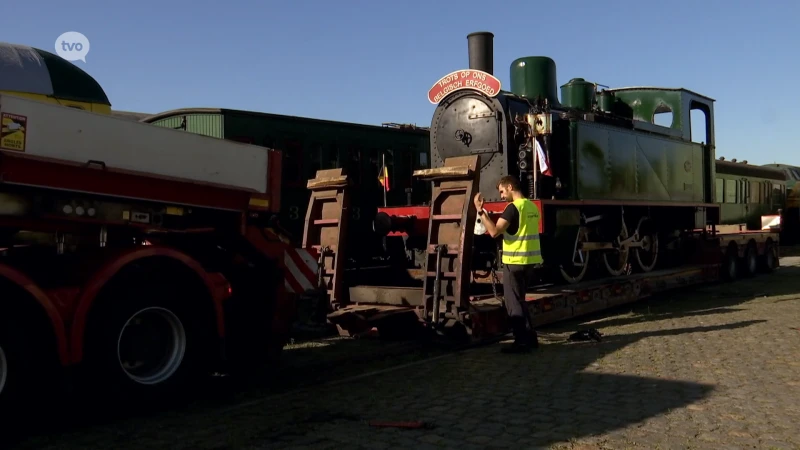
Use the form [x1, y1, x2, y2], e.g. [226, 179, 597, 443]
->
[496, 175, 521, 202]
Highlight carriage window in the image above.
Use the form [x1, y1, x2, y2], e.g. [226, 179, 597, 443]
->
[348, 146, 363, 185]
[323, 144, 340, 169]
[715, 178, 724, 200]
[725, 179, 737, 203]
[744, 181, 750, 204]
[306, 143, 323, 175]
[283, 140, 303, 187]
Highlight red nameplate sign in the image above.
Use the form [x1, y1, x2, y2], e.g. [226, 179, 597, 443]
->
[427, 69, 502, 104]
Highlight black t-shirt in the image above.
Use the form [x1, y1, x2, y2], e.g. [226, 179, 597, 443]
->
[500, 203, 519, 236]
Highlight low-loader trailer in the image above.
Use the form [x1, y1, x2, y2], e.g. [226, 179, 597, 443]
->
[0, 94, 316, 415]
[301, 156, 781, 340]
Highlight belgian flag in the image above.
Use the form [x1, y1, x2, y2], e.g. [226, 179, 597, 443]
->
[378, 154, 390, 192]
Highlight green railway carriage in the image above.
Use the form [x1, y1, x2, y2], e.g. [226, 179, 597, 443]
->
[715, 158, 786, 230]
[761, 162, 800, 210]
[762, 163, 800, 193]
[762, 162, 800, 243]
[140, 108, 431, 245]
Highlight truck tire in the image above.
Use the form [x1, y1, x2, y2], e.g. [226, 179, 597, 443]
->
[0, 321, 19, 416]
[83, 266, 214, 403]
[0, 309, 52, 422]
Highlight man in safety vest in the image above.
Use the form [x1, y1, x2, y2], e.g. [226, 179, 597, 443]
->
[474, 175, 542, 353]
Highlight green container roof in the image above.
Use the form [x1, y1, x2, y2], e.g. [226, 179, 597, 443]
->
[0, 42, 110, 105]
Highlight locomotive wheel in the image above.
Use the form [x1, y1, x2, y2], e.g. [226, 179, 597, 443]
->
[559, 226, 591, 284]
[633, 218, 659, 273]
[603, 222, 630, 277]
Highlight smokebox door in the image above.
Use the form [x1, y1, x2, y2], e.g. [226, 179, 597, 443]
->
[433, 95, 500, 171]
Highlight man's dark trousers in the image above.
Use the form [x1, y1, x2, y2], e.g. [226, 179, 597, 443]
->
[502, 263, 537, 346]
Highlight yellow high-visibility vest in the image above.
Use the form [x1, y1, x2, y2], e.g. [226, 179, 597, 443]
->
[502, 198, 543, 265]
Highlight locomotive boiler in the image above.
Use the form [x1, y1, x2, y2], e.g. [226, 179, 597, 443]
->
[377, 31, 721, 285]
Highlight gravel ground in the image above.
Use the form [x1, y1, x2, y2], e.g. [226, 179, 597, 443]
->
[8, 257, 800, 450]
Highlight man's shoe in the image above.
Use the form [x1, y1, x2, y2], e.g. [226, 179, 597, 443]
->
[530, 330, 539, 348]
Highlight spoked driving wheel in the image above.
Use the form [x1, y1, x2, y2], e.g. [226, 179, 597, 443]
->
[603, 221, 630, 277]
[559, 226, 591, 284]
[634, 218, 659, 273]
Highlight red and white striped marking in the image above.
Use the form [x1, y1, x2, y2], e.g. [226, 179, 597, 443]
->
[284, 248, 319, 294]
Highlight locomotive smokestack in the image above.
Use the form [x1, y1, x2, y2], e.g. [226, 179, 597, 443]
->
[467, 31, 494, 75]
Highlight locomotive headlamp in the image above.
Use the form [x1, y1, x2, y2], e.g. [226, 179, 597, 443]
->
[518, 160, 528, 170]
[518, 150, 527, 160]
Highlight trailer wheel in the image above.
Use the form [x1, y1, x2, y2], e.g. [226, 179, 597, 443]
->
[722, 244, 738, 281]
[760, 239, 778, 273]
[84, 266, 213, 401]
[742, 241, 758, 277]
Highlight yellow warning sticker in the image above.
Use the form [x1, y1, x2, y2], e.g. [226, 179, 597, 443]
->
[0, 112, 27, 152]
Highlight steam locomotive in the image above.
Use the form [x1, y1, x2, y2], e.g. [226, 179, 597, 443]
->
[374, 31, 782, 284]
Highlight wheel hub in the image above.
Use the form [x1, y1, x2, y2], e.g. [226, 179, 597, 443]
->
[117, 306, 187, 386]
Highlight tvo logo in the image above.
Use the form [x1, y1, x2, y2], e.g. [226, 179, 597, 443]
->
[55, 31, 90, 63]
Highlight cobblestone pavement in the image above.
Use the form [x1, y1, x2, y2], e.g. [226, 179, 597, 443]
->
[11, 258, 800, 450]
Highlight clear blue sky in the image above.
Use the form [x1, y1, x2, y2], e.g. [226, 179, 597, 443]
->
[2, 0, 799, 165]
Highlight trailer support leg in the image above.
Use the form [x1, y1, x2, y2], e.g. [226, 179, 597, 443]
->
[413, 155, 481, 326]
[302, 169, 350, 311]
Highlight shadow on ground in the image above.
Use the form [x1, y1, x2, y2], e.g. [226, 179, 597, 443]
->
[542, 262, 800, 335]
[219, 320, 764, 450]
[4, 261, 798, 449]
[7, 319, 766, 450]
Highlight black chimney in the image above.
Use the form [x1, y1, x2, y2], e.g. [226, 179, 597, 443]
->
[467, 31, 494, 75]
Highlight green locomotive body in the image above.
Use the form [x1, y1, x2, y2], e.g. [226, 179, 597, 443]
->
[566, 105, 709, 204]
